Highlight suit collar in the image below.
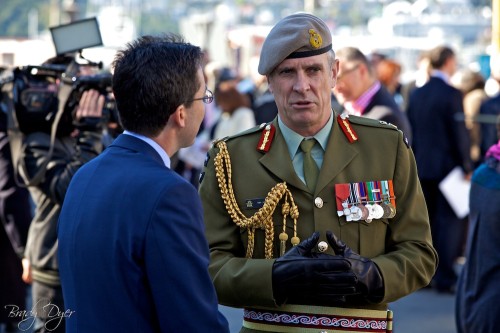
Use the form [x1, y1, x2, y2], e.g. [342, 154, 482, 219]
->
[110, 134, 167, 167]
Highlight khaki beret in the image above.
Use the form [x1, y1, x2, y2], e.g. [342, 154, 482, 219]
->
[258, 13, 333, 76]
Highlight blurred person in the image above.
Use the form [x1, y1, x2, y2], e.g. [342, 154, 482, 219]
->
[455, 115, 500, 333]
[407, 45, 473, 294]
[400, 50, 431, 111]
[252, 86, 278, 124]
[0, 88, 32, 332]
[57, 34, 229, 333]
[478, 69, 500, 161]
[211, 79, 256, 140]
[8, 54, 107, 333]
[484, 54, 500, 97]
[452, 68, 488, 166]
[368, 51, 387, 69]
[333, 46, 412, 143]
[376, 58, 404, 109]
[199, 13, 437, 333]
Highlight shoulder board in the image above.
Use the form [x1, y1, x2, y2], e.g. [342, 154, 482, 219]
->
[212, 123, 268, 145]
[347, 115, 399, 131]
[347, 115, 410, 148]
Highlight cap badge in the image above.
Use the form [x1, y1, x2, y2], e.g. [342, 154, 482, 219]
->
[308, 29, 322, 49]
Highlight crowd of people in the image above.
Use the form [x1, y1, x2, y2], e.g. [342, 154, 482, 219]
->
[0, 11, 499, 333]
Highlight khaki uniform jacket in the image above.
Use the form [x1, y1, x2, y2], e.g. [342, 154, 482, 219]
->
[199, 115, 437, 314]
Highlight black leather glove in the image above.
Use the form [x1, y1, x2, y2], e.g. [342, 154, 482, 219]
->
[327, 231, 385, 303]
[272, 232, 358, 306]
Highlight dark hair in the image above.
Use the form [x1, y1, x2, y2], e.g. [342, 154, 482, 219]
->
[112, 34, 203, 137]
[429, 45, 455, 70]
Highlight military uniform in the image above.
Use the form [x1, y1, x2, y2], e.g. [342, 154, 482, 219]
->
[199, 114, 437, 332]
[200, 11, 437, 333]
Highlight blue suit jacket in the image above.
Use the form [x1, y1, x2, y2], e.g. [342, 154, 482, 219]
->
[365, 85, 413, 142]
[58, 134, 229, 333]
[407, 76, 473, 180]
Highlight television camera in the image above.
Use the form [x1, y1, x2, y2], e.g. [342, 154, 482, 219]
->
[0, 17, 120, 136]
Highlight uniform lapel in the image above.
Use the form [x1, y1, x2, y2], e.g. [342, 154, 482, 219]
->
[259, 120, 308, 191]
[317, 116, 358, 192]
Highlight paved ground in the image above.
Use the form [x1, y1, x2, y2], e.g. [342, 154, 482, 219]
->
[219, 288, 457, 333]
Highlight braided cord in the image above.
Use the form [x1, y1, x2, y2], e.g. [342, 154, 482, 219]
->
[213, 141, 299, 259]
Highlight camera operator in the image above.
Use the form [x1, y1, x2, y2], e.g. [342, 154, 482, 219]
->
[18, 56, 106, 333]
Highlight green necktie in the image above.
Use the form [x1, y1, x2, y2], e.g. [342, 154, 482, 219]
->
[300, 139, 319, 192]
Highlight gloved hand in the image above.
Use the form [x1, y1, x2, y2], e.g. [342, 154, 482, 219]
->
[326, 231, 385, 303]
[272, 232, 358, 306]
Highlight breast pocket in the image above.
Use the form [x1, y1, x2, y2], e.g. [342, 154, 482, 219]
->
[359, 218, 389, 257]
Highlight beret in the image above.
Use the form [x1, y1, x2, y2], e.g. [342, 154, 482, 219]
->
[258, 13, 333, 76]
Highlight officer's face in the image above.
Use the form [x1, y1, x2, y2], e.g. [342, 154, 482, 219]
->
[268, 53, 337, 137]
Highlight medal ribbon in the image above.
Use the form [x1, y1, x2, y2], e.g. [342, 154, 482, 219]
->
[349, 183, 358, 206]
[353, 182, 361, 205]
[381, 180, 397, 208]
[358, 182, 367, 204]
[388, 180, 396, 208]
[373, 181, 382, 203]
[365, 182, 375, 204]
[335, 184, 350, 214]
[381, 180, 389, 203]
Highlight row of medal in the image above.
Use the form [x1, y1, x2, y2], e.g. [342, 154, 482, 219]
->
[335, 180, 397, 222]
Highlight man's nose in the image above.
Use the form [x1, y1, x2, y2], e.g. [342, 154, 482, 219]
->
[293, 72, 310, 93]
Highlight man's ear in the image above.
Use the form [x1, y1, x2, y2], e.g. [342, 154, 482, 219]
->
[267, 76, 273, 93]
[170, 104, 186, 128]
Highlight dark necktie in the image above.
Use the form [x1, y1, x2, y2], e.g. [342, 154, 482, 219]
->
[300, 139, 319, 192]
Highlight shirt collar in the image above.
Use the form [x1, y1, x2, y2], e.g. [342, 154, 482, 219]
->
[123, 130, 171, 168]
[344, 81, 381, 116]
[278, 111, 333, 159]
[430, 70, 450, 84]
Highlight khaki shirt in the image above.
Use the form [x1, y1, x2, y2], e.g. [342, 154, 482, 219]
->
[199, 114, 437, 312]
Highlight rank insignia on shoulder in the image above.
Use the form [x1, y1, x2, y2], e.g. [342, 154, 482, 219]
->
[404, 135, 410, 148]
[257, 124, 276, 152]
[337, 114, 358, 143]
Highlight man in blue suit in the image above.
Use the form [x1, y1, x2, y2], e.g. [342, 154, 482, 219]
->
[57, 34, 229, 332]
[407, 45, 473, 293]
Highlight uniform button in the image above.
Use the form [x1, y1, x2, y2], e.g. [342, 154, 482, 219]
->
[318, 241, 328, 252]
[314, 197, 323, 208]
